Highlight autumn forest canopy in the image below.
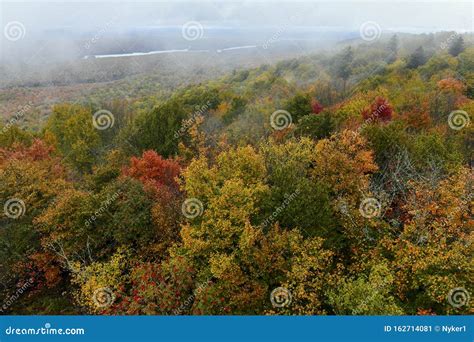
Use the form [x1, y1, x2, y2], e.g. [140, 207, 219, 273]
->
[0, 31, 473, 316]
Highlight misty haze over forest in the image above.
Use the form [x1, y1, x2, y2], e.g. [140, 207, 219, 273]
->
[1, 1, 472, 65]
[0, 1, 472, 127]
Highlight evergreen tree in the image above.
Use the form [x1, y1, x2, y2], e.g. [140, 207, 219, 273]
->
[120, 99, 187, 158]
[407, 46, 427, 69]
[448, 35, 465, 57]
[334, 46, 354, 93]
[387, 34, 399, 63]
[284, 92, 313, 122]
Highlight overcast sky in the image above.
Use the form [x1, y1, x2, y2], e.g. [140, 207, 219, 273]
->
[1, 0, 473, 34]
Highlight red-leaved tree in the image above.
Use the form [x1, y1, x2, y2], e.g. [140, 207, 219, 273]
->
[311, 99, 324, 114]
[362, 97, 393, 123]
[122, 150, 183, 255]
[122, 150, 181, 193]
[0, 139, 54, 164]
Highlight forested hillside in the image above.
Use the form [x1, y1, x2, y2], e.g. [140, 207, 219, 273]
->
[1, 33, 472, 315]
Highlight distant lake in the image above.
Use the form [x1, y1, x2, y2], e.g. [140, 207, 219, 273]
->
[84, 45, 259, 59]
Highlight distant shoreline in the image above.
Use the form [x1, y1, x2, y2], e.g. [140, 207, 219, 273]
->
[83, 45, 259, 59]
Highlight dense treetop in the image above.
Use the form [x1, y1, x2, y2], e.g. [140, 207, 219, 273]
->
[0, 33, 472, 315]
